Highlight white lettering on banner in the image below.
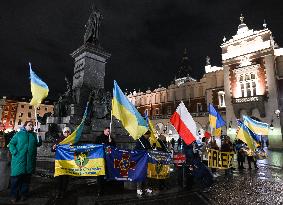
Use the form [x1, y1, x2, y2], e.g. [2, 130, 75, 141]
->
[235, 96, 259, 103]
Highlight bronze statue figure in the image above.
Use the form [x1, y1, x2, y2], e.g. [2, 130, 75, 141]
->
[84, 6, 103, 45]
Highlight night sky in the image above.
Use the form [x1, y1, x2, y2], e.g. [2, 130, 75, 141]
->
[1, 0, 283, 100]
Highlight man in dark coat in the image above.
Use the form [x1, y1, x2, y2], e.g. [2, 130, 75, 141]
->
[95, 127, 116, 146]
[135, 131, 153, 197]
[95, 127, 116, 196]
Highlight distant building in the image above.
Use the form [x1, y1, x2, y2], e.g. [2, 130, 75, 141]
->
[128, 15, 283, 149]
[0, 96, 54, 132]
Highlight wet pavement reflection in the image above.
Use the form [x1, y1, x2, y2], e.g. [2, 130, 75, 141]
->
[204, 150, 283, 205]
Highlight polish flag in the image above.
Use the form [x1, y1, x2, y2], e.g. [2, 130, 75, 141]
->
[170, 102, 197, 145]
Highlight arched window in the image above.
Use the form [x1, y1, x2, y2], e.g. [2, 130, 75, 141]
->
[239, 72, 257, 97]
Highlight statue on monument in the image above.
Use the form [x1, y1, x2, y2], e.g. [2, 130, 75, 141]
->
[84, 6, 103, 45]
[54, 76, 73, 117]
[91, 88, 112, 119]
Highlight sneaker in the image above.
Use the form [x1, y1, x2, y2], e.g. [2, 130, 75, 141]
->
[213, 173, 220, 178]
[10, 198, 17, 204]
[20, 196, 28, 201]
[137, 189, 143, 198]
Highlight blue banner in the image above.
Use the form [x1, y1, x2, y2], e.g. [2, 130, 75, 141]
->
[105, 146, 148, 182]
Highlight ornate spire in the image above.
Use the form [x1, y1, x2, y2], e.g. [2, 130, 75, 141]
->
[237, 13, 249, 34]
[263, 19, 267, 28]
[206, 56, 211, 66]
[240, 13, 244, 24]
[176, 48, 192, 79]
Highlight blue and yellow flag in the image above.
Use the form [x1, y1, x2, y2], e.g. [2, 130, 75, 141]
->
[147, 150, 172, 179]
[236, 120, 256, 151]
[54, 144, 105, 177]
[60, 102, 89, 145]
[243, 115, 269, 135]
[208, 103, 226, 129]
[105, 146, 148, 182]
[112, 80, 148, 140]
[213, 127, 222, 137]
[29, 63, 49, 107]
[144, 110, 161, 148]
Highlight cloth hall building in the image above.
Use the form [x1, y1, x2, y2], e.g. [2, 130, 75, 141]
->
[128, 16, 283, 149]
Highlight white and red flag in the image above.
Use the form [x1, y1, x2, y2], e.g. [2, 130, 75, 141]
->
[170, 102, 198, 145]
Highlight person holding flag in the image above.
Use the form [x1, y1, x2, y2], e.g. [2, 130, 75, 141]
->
[51, 127, 72, 199]
[208, 104, 226, 148]
[236, 119, 260, 169]
[95, 127, 116, 196]
[135, 130, 154, 197]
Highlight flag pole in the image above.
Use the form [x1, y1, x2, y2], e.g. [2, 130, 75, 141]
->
[34, 107, 39, 143]
[109, 109, 113, 142]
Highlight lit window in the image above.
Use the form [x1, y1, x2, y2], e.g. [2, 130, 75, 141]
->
[167, 106, 172, 114]
[252, 82, 256, 96]
[239, 72, 257, 97]
[218, 91, 226, 107]
[197, 103, 203, 113]
[155, 108, 160, 115]
[241, 83, 245, 97]
[245, 74, 250, 80]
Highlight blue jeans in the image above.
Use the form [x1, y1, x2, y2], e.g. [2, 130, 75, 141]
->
[10, 174, 31, 199]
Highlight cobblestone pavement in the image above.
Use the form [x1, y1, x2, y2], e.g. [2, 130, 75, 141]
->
[204, 150, 283, 205]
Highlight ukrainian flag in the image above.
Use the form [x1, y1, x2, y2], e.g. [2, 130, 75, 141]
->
[236, 120, 256, 151]
[60, 102, 89, 145]
[208, 103, 226, 128]
[214, 127, 222, 137]
[29, 63, 49, 107]
[112, 80, 148, 140]
[144, 110, 161, 148]
[243, 115, 269, 135]
[54, 144, 105, 177]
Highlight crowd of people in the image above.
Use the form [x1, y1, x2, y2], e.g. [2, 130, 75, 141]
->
[3, 120, 267, 203]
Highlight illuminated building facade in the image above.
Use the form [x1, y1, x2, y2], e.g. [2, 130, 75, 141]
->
[128, 15, 283, 148]
[0, 96, 54, 132]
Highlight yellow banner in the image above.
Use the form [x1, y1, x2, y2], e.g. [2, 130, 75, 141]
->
[147, 150, 172, 179]
[54, 158, 105, 177]
[147, 163, 170, 179]
[208, 149, 234, 169]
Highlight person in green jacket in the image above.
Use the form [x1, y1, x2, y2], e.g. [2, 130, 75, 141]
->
[8, 120, 42, 203]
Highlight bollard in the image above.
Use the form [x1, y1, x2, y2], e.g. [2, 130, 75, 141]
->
[0, 148, 10, 191]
